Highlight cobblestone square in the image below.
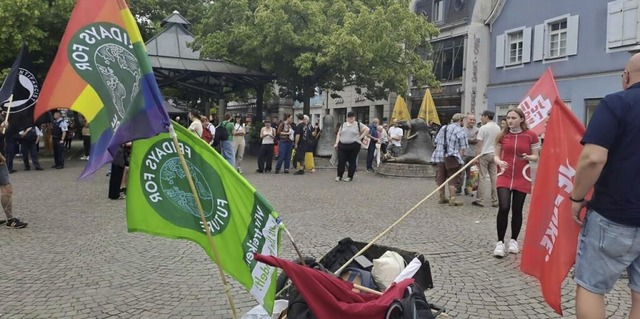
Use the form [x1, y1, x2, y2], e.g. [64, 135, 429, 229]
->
[0, 154, 632, 318]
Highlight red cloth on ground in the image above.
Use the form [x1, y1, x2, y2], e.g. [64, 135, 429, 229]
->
[254, 253, 413, 319]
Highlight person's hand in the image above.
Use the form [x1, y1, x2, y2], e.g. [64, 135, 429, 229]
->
[60, 140, 64, 144]
[572, 200, 587, 225]
[497, 160, 508, 169]
[334, 143, 338, 149]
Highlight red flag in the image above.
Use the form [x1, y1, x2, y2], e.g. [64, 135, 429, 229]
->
[254, 254, 413, 319]
[517, 68, 560, 136]
[520, 98, 589, 314]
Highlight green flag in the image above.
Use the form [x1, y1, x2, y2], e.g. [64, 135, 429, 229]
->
[127, 121, 282, 312]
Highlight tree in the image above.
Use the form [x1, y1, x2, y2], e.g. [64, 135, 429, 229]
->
[193, 0, 439, 115]
[0, 0, 75, 79]
[127, 0, 209, 41]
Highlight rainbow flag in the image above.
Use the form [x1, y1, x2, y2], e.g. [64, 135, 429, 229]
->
[35, 0, 170, 178]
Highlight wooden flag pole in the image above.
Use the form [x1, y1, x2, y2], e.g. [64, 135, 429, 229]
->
[2, 94, 14, 134]
[335, 153, 483, 275]
[168, 124, 239, 319]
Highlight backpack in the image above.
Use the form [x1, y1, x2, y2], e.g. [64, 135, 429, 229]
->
[385, 283, 438, 319]
[213, 122, 229, 147]
[202, 124, 213, 144]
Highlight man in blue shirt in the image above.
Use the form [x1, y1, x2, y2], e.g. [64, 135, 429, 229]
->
[572, 53, 640, 318]
[365, 118, 380, 172]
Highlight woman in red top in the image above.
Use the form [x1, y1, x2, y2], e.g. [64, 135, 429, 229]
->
[492, 108, 540, 258]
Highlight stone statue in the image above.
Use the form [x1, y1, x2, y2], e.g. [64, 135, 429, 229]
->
[385, 118, 435, 164]
[315, 114, 336, 157]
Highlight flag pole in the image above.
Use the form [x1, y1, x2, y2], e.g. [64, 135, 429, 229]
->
[168, 124, 239, 319]
[2, 94, 14, 134]
[335, 153, 483, 275]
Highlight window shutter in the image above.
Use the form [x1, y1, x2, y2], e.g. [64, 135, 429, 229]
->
[496, 34, 505, 68]
[566, 15, 580, 56]
[533, 24, 545, 61]
[522, 27, 532, 63]
[622, 0, 639, 46]
[608, 1, 624, 48]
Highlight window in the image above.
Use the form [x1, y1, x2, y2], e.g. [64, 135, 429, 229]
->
[584, 98, 602, 125]
[548, 20, 568, 58]
[496, 27, 531, 68]
[533, 14, 579, 61]
[433, 0, 444, 22]
[334, 108, 346, 125]
[352, 106, 369, 124]
[607, 0, 640, 49]
[508, 31, 524, 64]
[432, 36, 464, 81]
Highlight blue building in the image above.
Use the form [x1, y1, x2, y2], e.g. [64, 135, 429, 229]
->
[486, 0, 638, 125]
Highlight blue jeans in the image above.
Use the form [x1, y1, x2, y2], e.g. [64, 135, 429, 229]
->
[276, 141, 292, 171]
[52, 138, 64, 167]
[21, 141, 41, 169]
[366, 142, 376, 170]
[221, 140, 235, 168]
[574, 210, 640, 294]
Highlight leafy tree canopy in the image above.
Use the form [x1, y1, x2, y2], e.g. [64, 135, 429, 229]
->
[193, 0, 439, 113]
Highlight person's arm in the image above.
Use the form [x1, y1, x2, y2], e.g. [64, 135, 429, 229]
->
[294, 127, 301, 147]
[276, 123, 283, 136]
[60, 123, 67, 143]
[334, 127, 342, 148]
[475, 130, 483, 156]
[359, 124, 370, 140]
[571, 144, 608, 224]
[494, 143, 506, 169]
[260, 127, 266, 139]
[36, 127, 42, 144]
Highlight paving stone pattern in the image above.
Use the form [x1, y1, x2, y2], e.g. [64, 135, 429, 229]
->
[0, 151, 632, 318]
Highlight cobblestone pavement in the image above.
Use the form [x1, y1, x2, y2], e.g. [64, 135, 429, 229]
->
[0, 149, 633, 318]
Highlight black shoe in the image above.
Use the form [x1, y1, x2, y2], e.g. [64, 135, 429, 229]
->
[294, 170, 305, 175]
[8, 169, 16, 174]
[366, 168, 374, 173]
[0, 220, 5, 225]
[24, 167, 30, 171]
[256, 169, 264, 173]
[35, 167, 43, 171]
[6, 218, 27, 229]
[284, 169, 289, 174]
[51, 165, 58, 168]
[55, 166, 64, 169]
[274, 170, 280, 174]
[471, 201, 485, 207]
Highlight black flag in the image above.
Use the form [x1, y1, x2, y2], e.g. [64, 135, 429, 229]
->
[0, 46, 43, 137]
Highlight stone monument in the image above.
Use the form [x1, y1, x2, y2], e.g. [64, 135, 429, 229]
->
[315, 114, 336, 157]
[377, 118, 437, 178]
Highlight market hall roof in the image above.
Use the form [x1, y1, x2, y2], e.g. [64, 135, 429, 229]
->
[145, 12, 273, 95]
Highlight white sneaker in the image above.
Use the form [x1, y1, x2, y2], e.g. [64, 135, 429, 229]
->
[493, 241, 506, 258]
[80, 156, 87, 160]
[508, 239, 519, 254]
[343, 177, 352, 182]
[86, 156, 90, 161]
[334, 177, 341, 182]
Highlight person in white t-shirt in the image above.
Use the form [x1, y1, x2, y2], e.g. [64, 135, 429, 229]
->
[387, 118, 403, 157]
[188, 111, 204, 137]
[472, 110, 502, 207]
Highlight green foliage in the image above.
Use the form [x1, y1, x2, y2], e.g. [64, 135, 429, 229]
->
[127, 0, 210, 41]
[193, 0, 439, 113]
[248, 120, 265, 144]
[0, 0, 75, 78]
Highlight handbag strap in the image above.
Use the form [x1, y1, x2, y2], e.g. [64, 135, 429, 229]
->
[443, 125, 449, 155]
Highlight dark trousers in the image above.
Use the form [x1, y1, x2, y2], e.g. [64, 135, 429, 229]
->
[108, 164, 125, 199]
[337, 142, 360, 179]
[52, 138, 64, 167]
[275, 141, 292, 171]
[5, 138, 16, 171]
[366, 142, 377, 170]
[82, 135, 91, 157]
[293, 143, 305, 170]
[257, 144, 274, 172]
[21, 141, 41, 169]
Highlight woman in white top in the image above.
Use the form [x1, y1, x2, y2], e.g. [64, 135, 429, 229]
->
[232, 115, 246, 173]
[333, 112, 369, 182]
[257, 118, 276, 173]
